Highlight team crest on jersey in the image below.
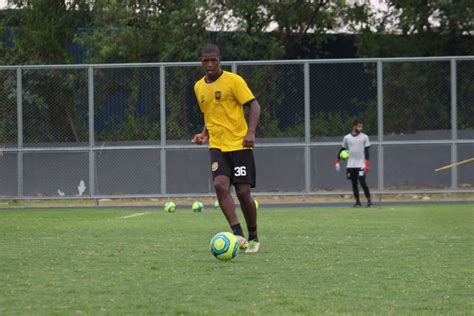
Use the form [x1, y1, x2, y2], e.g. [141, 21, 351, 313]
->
[214, 91, 221, 100]
[211, 162, 219, 172]
[200, 95, 204, 103]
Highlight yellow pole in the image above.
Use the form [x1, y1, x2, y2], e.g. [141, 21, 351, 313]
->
[434, 157, 474, 172]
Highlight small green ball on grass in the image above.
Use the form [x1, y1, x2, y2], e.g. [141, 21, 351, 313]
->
[192, 201, 204, 212]
[164, 201, 176, 213]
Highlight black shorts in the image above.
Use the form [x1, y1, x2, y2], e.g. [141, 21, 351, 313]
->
[346, 168, 366, 180]
[209, 148, 256, 188]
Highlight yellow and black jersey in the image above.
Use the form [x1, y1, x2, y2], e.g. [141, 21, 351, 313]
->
[194, 71, 255, 152]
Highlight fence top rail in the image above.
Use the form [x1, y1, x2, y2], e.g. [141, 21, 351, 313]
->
[0, 55, 472, 70]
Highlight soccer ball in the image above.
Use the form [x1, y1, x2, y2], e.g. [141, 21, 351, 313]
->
[254, 199, 259, 209]
[210, 232, 240, 261]
[340, 150, 349, 161]
[214, 200, 220, 209]
[192, 201, 204, 212]
[164, 201, 176, 213]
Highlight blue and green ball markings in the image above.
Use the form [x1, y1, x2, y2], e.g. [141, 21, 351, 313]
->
[210, 232, 239, 261]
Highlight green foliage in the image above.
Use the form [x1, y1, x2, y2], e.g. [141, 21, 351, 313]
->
[3, 0, 89, 64]
[209, 0, 352, 59]
[351, 1, 472, 136]
[21, 69, 89, 143]
[239, 64, 307, 138]
[74, 1, 210, 141]
[457, 61, 474, 130]
[268, 0, 347, 58]
[0, 70, 17, 144]
[0, 1, 471, 142]
[108, 114, 161, 141]
[383, 62, 451, 135]
[310, 107, 377, 140]
[94, 67, 161, 142]
[1, 0, 90, 144]
[165, 66, 204, 140]
[75, 0, 209, 63]
[355, 0, 474, 57]
[240, 65, 287, 138]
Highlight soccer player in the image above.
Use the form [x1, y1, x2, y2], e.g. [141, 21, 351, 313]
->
[192, 44, 261, 253]
[335, 120, 372, 207]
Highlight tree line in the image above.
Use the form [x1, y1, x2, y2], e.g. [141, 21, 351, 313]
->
[1, 0, 472, 64]
[0, 1, 472, 143]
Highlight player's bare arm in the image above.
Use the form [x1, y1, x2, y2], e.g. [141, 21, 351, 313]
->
[243, 100, 261, 148]
[192, 126, 209, 145]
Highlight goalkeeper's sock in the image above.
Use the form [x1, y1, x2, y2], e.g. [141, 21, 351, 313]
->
[231, 223, 244, 237]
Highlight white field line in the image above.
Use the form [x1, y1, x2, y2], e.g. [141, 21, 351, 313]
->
[119, 212, 149, 219]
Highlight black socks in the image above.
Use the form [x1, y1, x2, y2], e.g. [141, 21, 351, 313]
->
[231, 223, 244, 237]
[231, 223, 258, 242]
[248, 225, 258, 242]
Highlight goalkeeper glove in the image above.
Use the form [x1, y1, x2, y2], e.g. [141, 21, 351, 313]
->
[364, 160, 369, 173]
[335, 158, 341, 172]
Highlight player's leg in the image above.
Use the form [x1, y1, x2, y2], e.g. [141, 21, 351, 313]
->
[235, 184, 259, 253]
[351, 178, 361, 207]
[231, 149, 259, 253]
[235, 183, 258, 241]
[358, 173, 372, 207]
[214, 175, 240, 228]
[347, 168, 361, 207]
[210, 149, 245, 243]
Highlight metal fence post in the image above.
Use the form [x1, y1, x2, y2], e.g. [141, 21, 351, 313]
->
[0, 57, 472, 201]
[377, 60, 384, 196]
[88, 66, 95, 198]
[160, 65, 167, 195]
[304, 62, 311, 193]
[450, 59, 457, 190]
[16, 67, 23, 198]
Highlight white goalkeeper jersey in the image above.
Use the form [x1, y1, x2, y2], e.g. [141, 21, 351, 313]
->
[342, 132, 370, 168]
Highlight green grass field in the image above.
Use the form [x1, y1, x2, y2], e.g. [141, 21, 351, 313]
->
[0, 204, 472, 315]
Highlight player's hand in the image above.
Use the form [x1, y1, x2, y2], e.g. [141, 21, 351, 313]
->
[192, 133, 208, 145]
[335, 162, 340, 172]
[364, 160, 369, 173]
[243, 130, 256, 148]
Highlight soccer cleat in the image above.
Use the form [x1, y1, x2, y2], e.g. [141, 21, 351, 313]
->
[236, 235, 248, 250]
[353, 202, 362, 208]
[245, 240, 260, 253]
[367, 201, 373, 207]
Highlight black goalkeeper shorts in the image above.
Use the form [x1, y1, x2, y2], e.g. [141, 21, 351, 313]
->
[346, 167, 366, 180]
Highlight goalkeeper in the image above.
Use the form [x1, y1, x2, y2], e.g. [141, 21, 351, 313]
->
[335, 120, 372, 207]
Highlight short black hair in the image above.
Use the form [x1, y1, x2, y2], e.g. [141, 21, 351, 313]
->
[352, 119, 363, 127]
[201, 44, 220, 56]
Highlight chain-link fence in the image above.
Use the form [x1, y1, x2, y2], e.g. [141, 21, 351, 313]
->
[0, 69, 17, 149]
[95, 67, 161, 145]
[0, 56, 473, 200]
[22, 68, 89, 147]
